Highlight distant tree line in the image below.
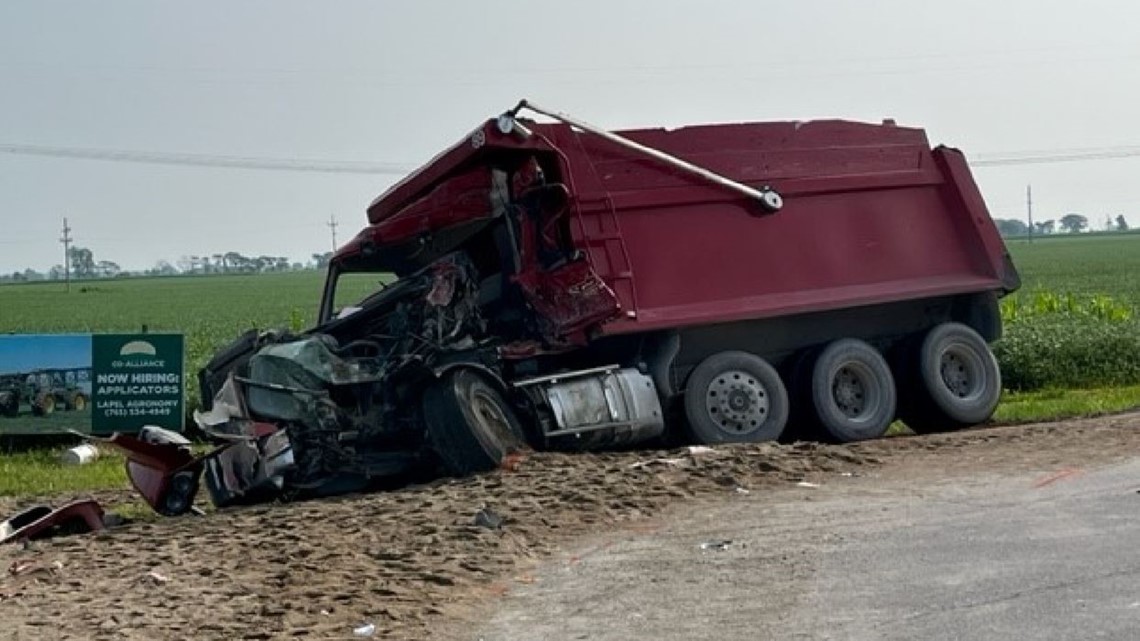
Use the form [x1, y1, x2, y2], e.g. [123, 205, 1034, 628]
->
[1, 248, 336, 283]
[994, 213, 1129, 238]
[175, 252, 296, 275]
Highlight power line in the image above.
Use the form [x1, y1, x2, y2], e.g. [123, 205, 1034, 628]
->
[0, 42, 1127, 76]
[0, 142, 416, 175]
[4, 140, 1140, 176]
[971, 146, 1140, 167]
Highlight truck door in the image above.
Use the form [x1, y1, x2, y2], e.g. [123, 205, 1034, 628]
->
[508, 159, 621, 342]
[514, 256, 621, 342]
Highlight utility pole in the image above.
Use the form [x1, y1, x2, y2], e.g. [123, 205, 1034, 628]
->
[327, 214, 339, 251]
[60, 217, 73, 291]
[1026, 184, 1033, 244]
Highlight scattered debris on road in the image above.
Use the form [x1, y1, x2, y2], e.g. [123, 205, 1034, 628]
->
[60, 443, 100, 466]
[0, 499, 106, 546]
[474, 506, 505, 530]
[352, 622, 376, 637]
[698, 539, 733, 552]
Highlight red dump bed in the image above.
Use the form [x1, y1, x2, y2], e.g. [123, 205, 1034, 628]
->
[350, 114, 1017, 336]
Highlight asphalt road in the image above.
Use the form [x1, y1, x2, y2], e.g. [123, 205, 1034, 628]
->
[475, 456, 1140, 640]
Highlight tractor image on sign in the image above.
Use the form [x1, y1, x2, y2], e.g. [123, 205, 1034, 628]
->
[0, 369, 91, 418]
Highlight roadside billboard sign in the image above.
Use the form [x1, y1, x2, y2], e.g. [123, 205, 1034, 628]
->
[0, 333, 184, 436]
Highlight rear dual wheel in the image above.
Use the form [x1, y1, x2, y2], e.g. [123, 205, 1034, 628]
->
[805, 339, 897, 443]
[32, 392, 55, 417]
[898, 323, 1001, 433]
[0, 392, 17, 417]
[800, 326, 1000, 440]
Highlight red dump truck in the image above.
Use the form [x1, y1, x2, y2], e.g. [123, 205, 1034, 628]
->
[176, 101, 1020, 511]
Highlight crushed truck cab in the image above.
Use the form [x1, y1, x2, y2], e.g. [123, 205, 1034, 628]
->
[182, 102, 1018, 511]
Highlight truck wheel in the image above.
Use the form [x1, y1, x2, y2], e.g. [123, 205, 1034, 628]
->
[422, 369, 527, 476]
[683, 351, 788, 444]
[32, 392, 55, 417]
[69, 393, 88, 411]
[0, 392, 17, 417]
[901, 323, 1001, 433]
[808, 339, 896, 443]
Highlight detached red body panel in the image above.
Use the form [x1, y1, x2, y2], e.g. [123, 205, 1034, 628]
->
[0, 500, 105, 545]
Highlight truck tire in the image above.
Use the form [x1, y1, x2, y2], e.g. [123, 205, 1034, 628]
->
[683, 351, 788, 444]
[0, 392, 17, 417]
[32, 392, 55, 417]
[900, 323, 1001, 433]
[422, 369, 527, 477]
[808, 339, 896, 443]
[68, 393, 88, 411]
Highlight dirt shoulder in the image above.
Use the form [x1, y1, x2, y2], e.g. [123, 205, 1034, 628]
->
[2, 414, 1139, 640]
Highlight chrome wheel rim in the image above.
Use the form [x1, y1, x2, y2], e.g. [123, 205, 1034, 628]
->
[704, 369, 770, 435]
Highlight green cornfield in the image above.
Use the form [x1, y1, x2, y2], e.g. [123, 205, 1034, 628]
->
[997, 234, 1140, 391]
[1004, 233, 1140, 303]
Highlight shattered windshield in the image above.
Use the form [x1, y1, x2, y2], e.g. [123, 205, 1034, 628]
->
[330, 271, 394, 319]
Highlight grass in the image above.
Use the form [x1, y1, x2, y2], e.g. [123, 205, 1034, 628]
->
[2, 233, 1140, 501]
[0, 272, 329, 333]
[993, 385, 1140, 424]
[0, 447, 126, 498]
[0, 442, 217, 521]
[0, 408, 92, 434]
[1005, 234, 1140, 304]
[0, 447, 163, 522]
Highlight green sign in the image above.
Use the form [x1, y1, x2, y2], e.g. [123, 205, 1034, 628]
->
[0, 333, 185, 436]
[91, 334, 185, 434]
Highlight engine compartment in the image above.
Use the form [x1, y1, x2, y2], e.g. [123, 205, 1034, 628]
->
[187, 240, 657, 509]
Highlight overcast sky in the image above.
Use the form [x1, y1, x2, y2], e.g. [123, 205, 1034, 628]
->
[1, 1, 1138, 273]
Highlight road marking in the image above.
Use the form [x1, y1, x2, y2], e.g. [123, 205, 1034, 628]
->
[1032, 468, 1084, 488]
